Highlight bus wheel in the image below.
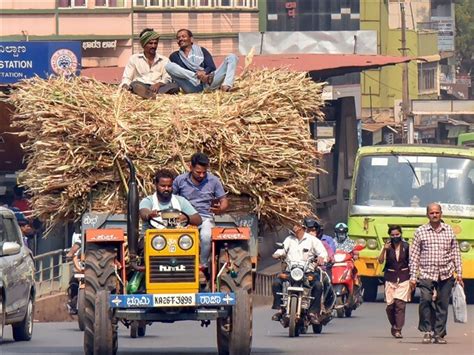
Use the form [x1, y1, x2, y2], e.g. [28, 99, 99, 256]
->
[361, 277, 378, 302]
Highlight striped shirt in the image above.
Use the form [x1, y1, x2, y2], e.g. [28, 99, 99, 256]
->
[409, 222, 462, 282]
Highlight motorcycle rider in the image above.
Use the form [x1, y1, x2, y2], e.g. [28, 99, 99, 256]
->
[304, 218, 336, 317]
[334, 222, 356, 253]
[65, 225, 83, 314]
[304, 217, 336, 253]
[271, 222, 328, 324]
[333, 222, 362, 290]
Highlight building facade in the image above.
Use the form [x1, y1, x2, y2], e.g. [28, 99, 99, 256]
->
[360, 0, 446, 120]
[1, 0, 259, 67]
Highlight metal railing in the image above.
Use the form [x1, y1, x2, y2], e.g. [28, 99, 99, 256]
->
[34, 249, 72, 297]
[254, 272, 277, 297]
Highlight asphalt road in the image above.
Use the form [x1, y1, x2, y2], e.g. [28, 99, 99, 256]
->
[1, 302, 473, 355]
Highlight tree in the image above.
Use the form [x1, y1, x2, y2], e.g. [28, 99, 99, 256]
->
[455, 0, 474, 76]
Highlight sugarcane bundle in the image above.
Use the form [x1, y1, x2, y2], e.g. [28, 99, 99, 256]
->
[9, 68, 326, 228]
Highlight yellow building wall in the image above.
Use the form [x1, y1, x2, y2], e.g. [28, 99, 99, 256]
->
[360, 0, 439, 114]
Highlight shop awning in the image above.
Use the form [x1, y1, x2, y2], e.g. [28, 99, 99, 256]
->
[362, 123, 398, 133]
[81, 53, 412, 84]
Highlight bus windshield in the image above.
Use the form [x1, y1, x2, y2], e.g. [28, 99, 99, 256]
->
[352, 155, 474, 217]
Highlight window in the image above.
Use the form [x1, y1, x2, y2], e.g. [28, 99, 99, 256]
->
[431, 0, 452, 17]
[354, 155, 474, 211]
[0, 217, 21, 244]
[418, 62, 437, 92]
[58, 0, 87, 7]
[137, 0, 256, 7]
[96, 0, 126, 6]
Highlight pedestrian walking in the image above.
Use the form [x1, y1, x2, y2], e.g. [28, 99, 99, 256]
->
[378, 225, 410, 338]
[409, 203, 463, 344]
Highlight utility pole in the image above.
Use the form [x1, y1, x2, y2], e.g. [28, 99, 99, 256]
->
[400, 2, 414, 144]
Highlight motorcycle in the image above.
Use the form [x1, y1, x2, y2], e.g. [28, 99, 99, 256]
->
[275, 244, 328, 337]
[331, 244, 364, 318]
[65, 249, 85, 331]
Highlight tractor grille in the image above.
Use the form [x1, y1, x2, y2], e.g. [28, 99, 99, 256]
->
[149, 256, 196, 283]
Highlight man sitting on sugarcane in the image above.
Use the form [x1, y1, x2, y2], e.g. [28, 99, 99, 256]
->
[165, 28, 238, 93]
[120, 28, 179, 99]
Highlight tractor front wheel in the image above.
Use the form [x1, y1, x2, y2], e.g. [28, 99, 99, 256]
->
[216, 242, 253, 355]
[83, 244, 118, 355]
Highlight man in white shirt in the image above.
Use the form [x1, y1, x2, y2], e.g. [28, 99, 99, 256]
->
[271, 223, 328, 323]
[120, 28, 179, 98]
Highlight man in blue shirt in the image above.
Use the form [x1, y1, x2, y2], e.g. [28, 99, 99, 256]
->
[139, 169, 202, 230]
[165, 28, 238, 93]
[173, 153, 229, 275]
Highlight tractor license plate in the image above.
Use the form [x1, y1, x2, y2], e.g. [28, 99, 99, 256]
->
[153, 293, 196, 307]
[109, 292, 236, 308]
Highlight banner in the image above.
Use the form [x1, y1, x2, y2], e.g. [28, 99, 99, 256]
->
[0, 41, 82, 84]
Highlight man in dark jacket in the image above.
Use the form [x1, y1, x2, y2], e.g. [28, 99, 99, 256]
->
[165, 28, 238, 93]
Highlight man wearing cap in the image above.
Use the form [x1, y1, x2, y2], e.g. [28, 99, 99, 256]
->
[165, 28, 238, 93]
[120, 28, 179, 98]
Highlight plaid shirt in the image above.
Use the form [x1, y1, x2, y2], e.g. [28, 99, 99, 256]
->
[409, 222, 462, 281]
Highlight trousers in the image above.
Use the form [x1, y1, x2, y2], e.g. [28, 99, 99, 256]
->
[418, 277, 454, 337]
[386, 299, 407, 331]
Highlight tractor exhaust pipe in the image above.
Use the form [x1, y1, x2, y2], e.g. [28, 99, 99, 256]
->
[124, 156, 142, 271]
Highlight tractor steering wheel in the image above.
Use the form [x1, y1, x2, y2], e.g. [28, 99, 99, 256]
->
[149, 208, 191, 228]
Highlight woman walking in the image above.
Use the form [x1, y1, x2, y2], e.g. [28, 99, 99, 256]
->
[378, 225, 410, 338]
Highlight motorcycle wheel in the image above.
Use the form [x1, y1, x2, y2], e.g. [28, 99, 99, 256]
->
[336, 295, 346, 318]
[345, 308, 352, 317]
[312, 324, 323, 334]
[288, 296, 299, 338]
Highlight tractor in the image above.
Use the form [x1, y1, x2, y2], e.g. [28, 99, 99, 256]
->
[81, 157, 254, 354]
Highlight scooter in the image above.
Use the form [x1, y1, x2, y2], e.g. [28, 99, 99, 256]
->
[331, 244, 364, 318]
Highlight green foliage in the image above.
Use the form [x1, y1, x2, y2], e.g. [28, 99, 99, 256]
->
[455, 0, 474, 73]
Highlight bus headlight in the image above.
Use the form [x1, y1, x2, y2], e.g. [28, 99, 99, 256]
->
[459, 241, 471, 252]
[178, 234, 193, 250]
[367, 239, 378, 250]
[356, 239, 367, 247]
[152, 235, 166, 251]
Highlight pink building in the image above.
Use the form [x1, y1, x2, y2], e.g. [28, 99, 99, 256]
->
[1, 0, 259, 67]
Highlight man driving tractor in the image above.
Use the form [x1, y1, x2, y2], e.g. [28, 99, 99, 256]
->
[139, 168, 202, 229]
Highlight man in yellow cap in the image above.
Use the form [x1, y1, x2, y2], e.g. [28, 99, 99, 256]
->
[121, 28, 178, 98]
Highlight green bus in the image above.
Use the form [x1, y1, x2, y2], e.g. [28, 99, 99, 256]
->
[348, 145, 474, 302]
[458, 132, 474, 147]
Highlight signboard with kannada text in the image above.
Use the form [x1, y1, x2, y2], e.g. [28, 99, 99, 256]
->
[0, 41, 81, 84]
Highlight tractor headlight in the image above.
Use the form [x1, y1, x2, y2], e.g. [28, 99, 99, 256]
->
[151, 235, 166, 251]
[356, 239, 367, 247]
[290, 268, 304, 281]
[367, 238, 378, 250]
[459, 241, 471, 252]
[178, 234, 193, 250]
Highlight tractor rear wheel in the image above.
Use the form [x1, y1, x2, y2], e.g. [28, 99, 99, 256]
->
[83, 244, 118, 355]
[216, 241, 253, 355]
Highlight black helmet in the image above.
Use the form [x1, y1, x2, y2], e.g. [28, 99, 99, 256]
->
[303, 217, 322, 231]
[334, 222, 348, 234]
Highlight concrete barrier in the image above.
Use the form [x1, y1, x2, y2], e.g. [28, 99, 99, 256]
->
[34, 293, 74, 322]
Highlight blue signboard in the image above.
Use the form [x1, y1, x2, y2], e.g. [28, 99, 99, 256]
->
[0, 41, 81, 84]
[109, 292, 236, 308]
